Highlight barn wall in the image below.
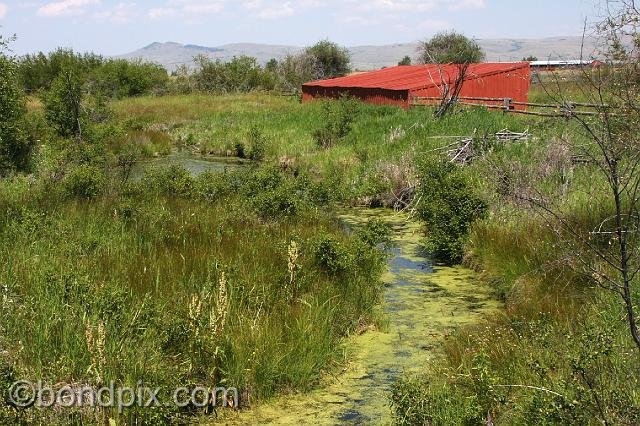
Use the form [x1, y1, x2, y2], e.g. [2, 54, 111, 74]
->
[302, 86, 410, 109]
[410, 66, 531, 111]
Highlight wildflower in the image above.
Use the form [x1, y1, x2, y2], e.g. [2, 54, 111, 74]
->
[287, 240, 300, 286]
[210, 272, 229, 336]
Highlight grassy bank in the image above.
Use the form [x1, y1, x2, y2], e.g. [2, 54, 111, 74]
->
[112, 93, 527, 206]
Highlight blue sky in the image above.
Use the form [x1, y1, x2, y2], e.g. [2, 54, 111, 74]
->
[0, 0, 599, 55]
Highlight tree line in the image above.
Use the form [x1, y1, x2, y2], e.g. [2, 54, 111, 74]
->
[13, 32, 486, 99]
[13, 40, 353, 98]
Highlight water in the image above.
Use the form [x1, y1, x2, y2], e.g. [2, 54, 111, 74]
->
[129, 150, 247, 180]
[225, 209, 501, 425]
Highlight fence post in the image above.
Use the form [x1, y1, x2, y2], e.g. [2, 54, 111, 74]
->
[503, 98, 512, 112]
[560, 101, 574, 119]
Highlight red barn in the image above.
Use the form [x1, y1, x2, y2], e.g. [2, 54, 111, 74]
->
[302, 62, 531, 110]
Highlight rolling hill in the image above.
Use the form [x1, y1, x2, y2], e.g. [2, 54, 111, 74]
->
[117, 36, 602, 73]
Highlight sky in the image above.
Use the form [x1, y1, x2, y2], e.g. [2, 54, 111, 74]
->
[0, 0, 600, 55]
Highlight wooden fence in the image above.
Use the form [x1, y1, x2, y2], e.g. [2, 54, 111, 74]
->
[411, 96, 613, 117]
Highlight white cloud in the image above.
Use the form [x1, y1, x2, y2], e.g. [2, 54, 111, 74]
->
[242, 0, 319, 19]
[148, 7, 175, 19]
[417, 18, 450, 31]
[94, 2, 137, 23]
[447, 0, 485, 11]
[347, 0, 484, 12]
[149, 0, 225, 19]
[0, 3, 6, 19]
[147, 0, 480, 24]
[37, 0, 100, 17]
[340, 15, 379, 26]
[353, 0, 438, 13]
[257, 2, 294, 19]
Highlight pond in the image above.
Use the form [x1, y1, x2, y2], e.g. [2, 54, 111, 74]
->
[129, 150, 248, 181]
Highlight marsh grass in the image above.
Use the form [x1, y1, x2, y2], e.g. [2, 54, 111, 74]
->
[7, 90, 626, 424]
[112, 93, 529, 205]
[0, 165, 385, 424]
[392, 131, 640, 424]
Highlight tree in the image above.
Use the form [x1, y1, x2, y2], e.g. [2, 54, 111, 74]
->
[398, 55, 412, 66]
[90, 59, 168, 98]
[43, 66, 85, 138]
[18, 48, 103, 93]
[418, 31, 485, 64]
[0, 36, 32, 174]
[501, 0, 640, 350]
[275, 52, 322, 93]
[522, 55, 538, 62]
[305, 40, 351, 78]
[265, 58, 278, 73]
[193, 55, 271, 93]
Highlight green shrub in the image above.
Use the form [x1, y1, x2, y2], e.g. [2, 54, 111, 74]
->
[247, 126, 268, 161]
[91, 59, 169, 98]
[312, 96, 360, 149]
[0, 54, 33, 175]
[312, 233, 350, 274]
[42, 67, 85, 138]
[18, 49, 168, 98]
[305, 40, 351, 78]
[418, 30, 485, 64]
[194, 55, 273, 93]
[63, 164, 105, 198]
[416, 155, 487, 264]
[18, 48, 103, 93]
[356, 218, 391, 247]
[392, 377, 484, 425]
[140, 165, 194, 197]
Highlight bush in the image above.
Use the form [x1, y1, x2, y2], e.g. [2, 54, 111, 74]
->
[140, 165, 194, 197]
[275, 52, 322, 93]
[305, 40, 351, 78]
[312, 233, 350, 274]
[247, 126, 268, 161]
[312, 96, 360, 149]
[242, 166, 300, 219]
[0, 54, 33, 175]
[194, 55, 273, 93]
[42, 67, 85, 138]
[418, 31, 485, 64]
[63, 164, 105, 198]
[392, 377, 484, 425]
[18, 48, 103, 93]
[356, 219, 391, 247]
[90, 59, 169, 98]
[398, 55, 412, 66]
[416, 155, 487, 264]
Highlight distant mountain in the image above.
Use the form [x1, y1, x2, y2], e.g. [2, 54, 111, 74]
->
[116, 37, 602, 73]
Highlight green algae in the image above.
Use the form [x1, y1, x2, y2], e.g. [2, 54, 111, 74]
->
[221, 208, 501, 425]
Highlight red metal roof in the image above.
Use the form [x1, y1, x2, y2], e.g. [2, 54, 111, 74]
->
[303, 63, 529, 91]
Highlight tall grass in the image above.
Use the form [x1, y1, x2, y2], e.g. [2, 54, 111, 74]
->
[112, 93, 530, 205]
[392, 131, 640, 424]
[0, 166, 385, 424]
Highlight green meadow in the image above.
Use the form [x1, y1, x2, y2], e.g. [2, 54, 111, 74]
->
[1, 80, 638, 425]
